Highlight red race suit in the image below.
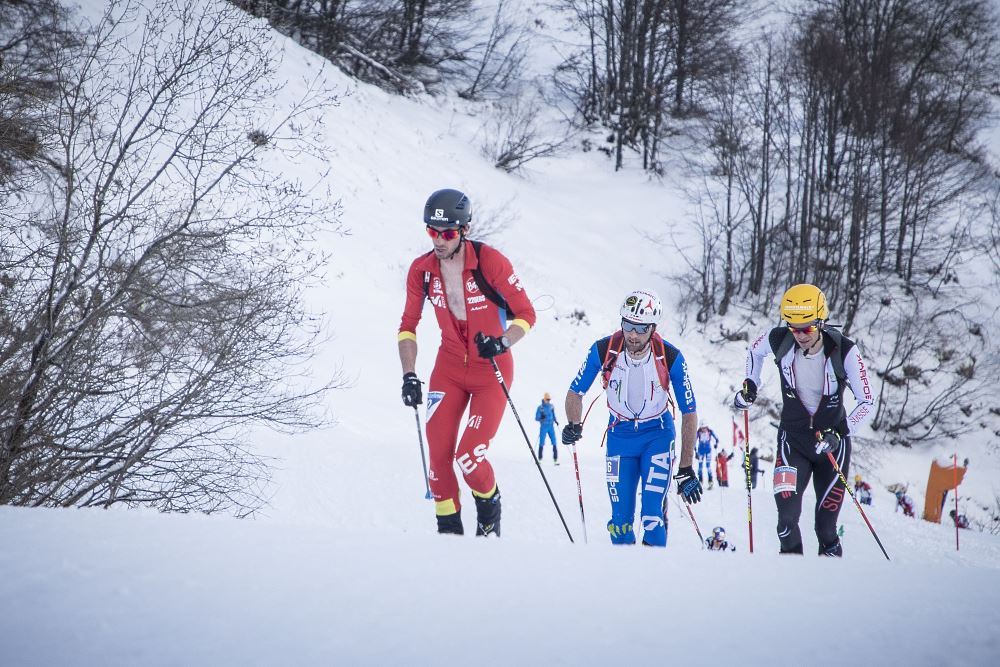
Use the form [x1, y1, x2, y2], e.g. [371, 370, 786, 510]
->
[399, 241, 535, 516]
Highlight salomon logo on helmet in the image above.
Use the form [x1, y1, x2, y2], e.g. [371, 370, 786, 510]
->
[424, 188, 472, 228]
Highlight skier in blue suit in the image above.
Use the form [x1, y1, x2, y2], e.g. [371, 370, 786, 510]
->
[695, 423, 719, 487]
[561, 289, 703, 547]
[535, 393, 559, 464]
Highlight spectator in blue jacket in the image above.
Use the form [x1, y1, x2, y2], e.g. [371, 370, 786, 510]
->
[535, 393, 559, 464]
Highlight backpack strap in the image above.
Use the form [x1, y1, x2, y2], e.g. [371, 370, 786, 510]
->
[823, 327, 849, 384]
[420, 243, 513, 317]
[470, 240, 514, 317]
[769, 327, 795, 367]
[651, 334, 678, 391]
[597, 332, 624, 389]
[769, 325, 849, 384]
[651, 334, 677, 418]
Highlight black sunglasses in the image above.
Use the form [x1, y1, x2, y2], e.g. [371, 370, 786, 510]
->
[621, 319, 653, 334]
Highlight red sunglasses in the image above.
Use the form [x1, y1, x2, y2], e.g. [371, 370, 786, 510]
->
[426, 226, 462, 241]
[788, 323, 819, 335]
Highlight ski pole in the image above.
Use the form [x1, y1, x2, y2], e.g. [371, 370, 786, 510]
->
[685, 503, 705, 548]
[826, 451, 890, 561]
[570, 442, 588, 543]
[412, 406, 432, 500]
[953, 453, 959, 552]
[485, 353, 574, 543]
[744, 410, 754, 553]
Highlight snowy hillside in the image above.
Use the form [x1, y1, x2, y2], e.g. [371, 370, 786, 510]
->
[2, 0, 999, 664]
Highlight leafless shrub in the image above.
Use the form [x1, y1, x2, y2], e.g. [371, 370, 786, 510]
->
[0, 0, 344, 514]
[480, 95, 568, 173]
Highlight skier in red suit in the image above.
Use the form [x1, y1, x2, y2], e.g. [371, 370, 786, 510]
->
[398, 189, 536, 537]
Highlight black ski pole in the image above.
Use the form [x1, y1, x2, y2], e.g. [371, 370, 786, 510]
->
[412, 406, 432, 500]
[569, 441, 588, 543]
[485, 354, 574, 543]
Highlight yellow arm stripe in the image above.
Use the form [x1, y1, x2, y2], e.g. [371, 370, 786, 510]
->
[511, 319, 531, 334]
[398, 331, 417, 343]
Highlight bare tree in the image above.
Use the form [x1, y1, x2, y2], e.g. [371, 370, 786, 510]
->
[0, 0, 78, 187]
[672, 0, 1000, 445]
[233, 0, 481, 93]
[0, 0, 342, 514]
[459, 0, 529, 100]
[554, 0, 741, 172]
[480, 93, 569, 173]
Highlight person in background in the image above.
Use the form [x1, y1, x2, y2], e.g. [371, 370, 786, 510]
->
[695, 422, 719, 488]
[715, 448, 734, 487]
[895, 490, 915, 517]
[733, 284, 875, 557]
[949, 509, 970, 529]
[398, 188, 536, 538]
[706, 526, 736, 551]
[535, 393, 559, 465]
[854, 474, 873, 506]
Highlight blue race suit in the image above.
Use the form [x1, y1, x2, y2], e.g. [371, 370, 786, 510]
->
[570, 335, 697, 546]
[535, 401, 558, 460]
[695, 427, 719, 482]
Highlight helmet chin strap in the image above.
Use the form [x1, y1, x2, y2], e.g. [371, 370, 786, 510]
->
[446, 228, 466, 260]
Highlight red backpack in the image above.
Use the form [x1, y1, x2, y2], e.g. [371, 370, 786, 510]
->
[596, 330, 677, 417]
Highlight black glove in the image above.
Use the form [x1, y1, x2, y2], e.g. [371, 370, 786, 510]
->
[401, 372, 422, 407]
[815, 428, 841, 456]
[475, 332, 508, 359]
[561, 422, 583, 445]
[674, 465, 702, 504]
[733, 379, 757, 410]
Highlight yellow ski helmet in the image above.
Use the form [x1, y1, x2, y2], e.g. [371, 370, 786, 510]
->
[543, 392, 551, 401]
[780, 284, 828, 325]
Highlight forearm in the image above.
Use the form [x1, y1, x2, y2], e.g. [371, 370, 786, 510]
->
[565, 391, 584, 423]
[503, 324, 527, 347]
[398, 339, 417, 375]
[677, 412, 698, 467]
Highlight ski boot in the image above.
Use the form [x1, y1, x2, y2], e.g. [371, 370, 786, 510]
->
[436, 511, 464, 536]
[474, 486, 501, 537]
[819, 539, 843, 557]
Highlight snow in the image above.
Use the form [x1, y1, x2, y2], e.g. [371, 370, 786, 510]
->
[2, 0, 1000, 665]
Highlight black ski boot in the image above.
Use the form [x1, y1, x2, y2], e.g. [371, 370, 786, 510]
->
[474, 487, 501, 537]
[819, 539, 843, 557]
[436, 511, 464, 535]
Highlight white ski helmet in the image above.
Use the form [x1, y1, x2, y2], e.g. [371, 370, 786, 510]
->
[620, 289, 662, 325]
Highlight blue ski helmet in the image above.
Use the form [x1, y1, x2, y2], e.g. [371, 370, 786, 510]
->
[424, 189, 472, 228]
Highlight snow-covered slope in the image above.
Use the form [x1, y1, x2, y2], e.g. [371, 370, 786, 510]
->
[2, 1, 999, 664]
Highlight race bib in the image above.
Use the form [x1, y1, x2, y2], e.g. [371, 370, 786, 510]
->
[774, 465, 797, 494]
[606, 455, 621, 483]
